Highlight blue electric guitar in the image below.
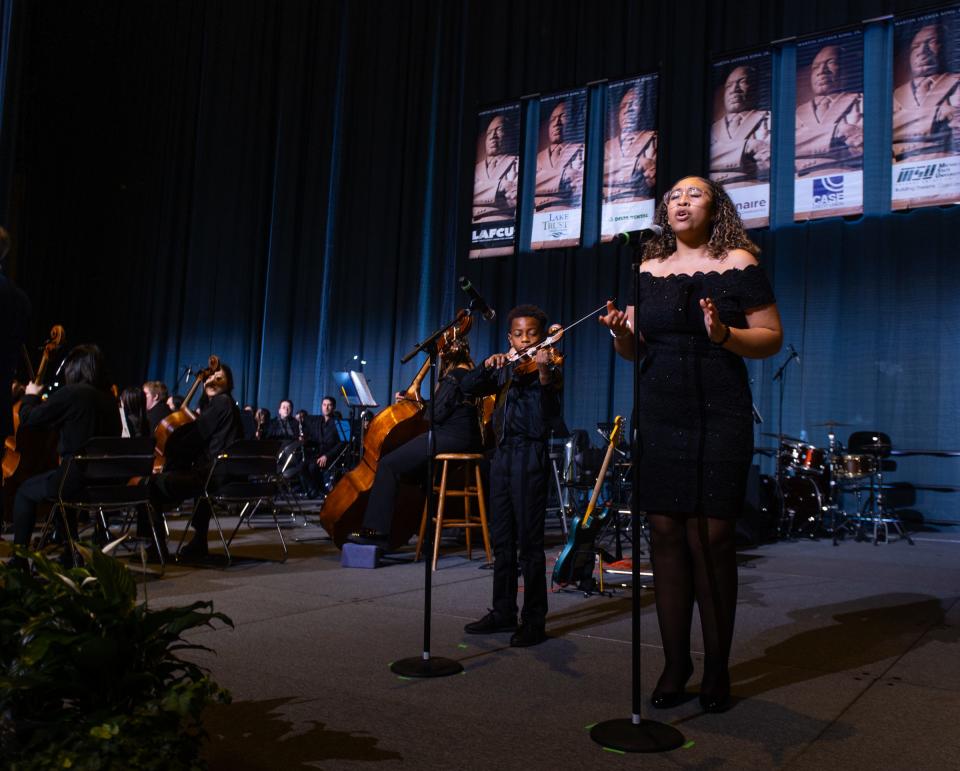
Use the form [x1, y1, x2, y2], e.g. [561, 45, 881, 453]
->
[551, 415, 624, 588]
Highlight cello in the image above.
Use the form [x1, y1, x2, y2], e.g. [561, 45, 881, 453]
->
[320, 311, 473, 549]
[153, 355, 220, 472]
[3, 327, 65, 506]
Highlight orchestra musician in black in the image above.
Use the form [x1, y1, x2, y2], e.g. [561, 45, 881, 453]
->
[348, 342, 481, 545]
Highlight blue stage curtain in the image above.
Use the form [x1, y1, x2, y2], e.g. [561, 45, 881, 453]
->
[4, 0, 957, 524]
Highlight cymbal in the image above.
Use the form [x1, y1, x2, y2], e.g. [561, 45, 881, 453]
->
[811, 421, 852, 427]
[760, 432, 803, 443]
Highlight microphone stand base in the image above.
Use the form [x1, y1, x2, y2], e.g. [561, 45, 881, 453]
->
[590, 717, 685, 753]
[390, 656, 464, 678]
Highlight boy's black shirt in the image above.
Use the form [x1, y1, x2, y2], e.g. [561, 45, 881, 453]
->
[460, 362, 562, 444]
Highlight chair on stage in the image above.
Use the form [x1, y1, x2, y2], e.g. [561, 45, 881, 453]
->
[38, 436, 164, 572]
[415, 453, 491, 571]
[176, 439, 288, 565]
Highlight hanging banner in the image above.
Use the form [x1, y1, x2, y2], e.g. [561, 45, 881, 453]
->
[892, 7, 960, 211]
[600, 74, 658, 241]
[531, 88, 587, 250]
[470, 103, 521, 259]
[794, 30, 864, 220]
[709, 50, 773, 228]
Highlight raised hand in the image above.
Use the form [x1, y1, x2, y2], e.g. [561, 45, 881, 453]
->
[599, 300, 631, 339]
[699, 296, 727, 343]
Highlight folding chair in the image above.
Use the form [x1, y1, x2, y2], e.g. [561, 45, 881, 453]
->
[39, 436, 163, 573]
[176, 439, 287, 565]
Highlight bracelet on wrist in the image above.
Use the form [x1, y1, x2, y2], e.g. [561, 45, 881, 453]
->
[712, 324, 731, 346]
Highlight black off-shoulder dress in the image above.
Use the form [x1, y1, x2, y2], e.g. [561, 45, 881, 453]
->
[634, 263, 776, 519]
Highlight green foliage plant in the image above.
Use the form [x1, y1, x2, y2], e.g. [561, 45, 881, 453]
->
[0, 543, 232, 770]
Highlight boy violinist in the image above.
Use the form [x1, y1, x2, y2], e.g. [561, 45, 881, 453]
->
[460, 304, 563, 647]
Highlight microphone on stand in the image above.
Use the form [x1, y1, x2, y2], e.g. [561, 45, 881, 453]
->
[610, 224, 663, 246]
[787, 344, 800, 365]
[459, 276, 496, 321]
[182, 365, 194, 384]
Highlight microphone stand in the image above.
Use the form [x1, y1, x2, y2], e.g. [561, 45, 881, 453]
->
[771, 349, 798, 532]
[390, 309, 475, 679]
[591, 246, 684, 753]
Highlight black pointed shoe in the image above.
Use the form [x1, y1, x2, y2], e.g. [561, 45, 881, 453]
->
[699, 672, 732, 713]
[464, 610, 518, 634]
[650, 658, 694, 709]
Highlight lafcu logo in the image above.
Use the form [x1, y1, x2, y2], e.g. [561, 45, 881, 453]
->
[812, 176, 844, 205]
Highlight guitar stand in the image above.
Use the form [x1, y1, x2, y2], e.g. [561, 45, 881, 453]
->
[547, 453, 571, 536]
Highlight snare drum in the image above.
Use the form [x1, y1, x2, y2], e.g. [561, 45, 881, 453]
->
[837, 454, 876, 479]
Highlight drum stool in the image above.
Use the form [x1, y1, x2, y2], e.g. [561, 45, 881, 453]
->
[415, 453, 491, 570]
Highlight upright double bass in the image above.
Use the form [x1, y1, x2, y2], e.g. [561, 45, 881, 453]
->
[319, 311, 474, 549]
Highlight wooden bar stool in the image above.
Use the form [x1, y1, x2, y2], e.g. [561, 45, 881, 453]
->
[415, 453, 491, 570]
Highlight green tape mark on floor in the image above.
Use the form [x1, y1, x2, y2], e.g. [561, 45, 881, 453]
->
[602, 747, 626, 755]
[584, 723, 597, 730]
[396, 676, 414, 681]
[458, 643, 469, 649]
[682, 740, 695, 749]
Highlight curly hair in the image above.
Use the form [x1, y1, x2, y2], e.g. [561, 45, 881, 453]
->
[642, 176, 760, 263]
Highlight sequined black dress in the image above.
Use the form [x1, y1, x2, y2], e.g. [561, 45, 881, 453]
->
[634, 264, 775, 518]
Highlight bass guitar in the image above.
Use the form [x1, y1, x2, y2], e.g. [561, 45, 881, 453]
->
[552, 414, 624, 588]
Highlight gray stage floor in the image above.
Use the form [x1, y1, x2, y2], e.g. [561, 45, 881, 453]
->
[19, 512, 960, 770]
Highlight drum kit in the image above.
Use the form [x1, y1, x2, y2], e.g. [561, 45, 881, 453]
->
[763, 421, 910, 543]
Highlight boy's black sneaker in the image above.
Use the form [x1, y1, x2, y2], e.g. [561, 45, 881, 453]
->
[464, 610, 518, 634]
[509, 623, 547, 647]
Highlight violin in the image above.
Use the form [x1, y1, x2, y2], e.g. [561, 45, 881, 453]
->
[505, 323, 565, 376]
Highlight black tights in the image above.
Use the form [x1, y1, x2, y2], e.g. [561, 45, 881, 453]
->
[647, 513, 738, 695]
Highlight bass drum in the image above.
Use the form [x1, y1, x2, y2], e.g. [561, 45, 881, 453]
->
[779, 475, 826, 537]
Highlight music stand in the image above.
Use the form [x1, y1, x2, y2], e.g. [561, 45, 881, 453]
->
[335, 371, 378, 466]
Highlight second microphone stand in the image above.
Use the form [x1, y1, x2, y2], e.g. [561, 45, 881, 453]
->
[389, 309, 476, 678]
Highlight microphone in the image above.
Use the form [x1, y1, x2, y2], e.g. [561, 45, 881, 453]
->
[611, 224, 663, 246]
[459, 276, 496, 321]
[183, 366, 194, 384]
[788, 344, 800, 365]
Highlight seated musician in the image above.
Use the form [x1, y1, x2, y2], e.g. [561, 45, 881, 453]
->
[142, 380, 171, 431]
[302, 396, 346, 499]
[253, 407, 271, 439]
[149, 363, 243, 561]
[120, 386, 151, 438]
[349, 341, 482, 546]
[8, 344, 121, 567]
[268, 399, 299, 440]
